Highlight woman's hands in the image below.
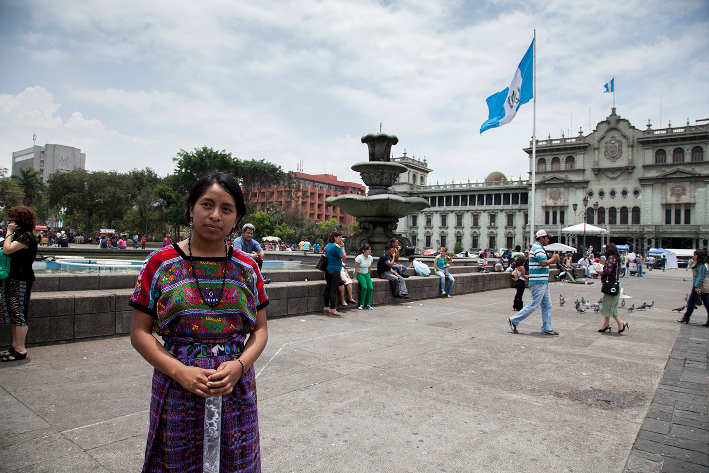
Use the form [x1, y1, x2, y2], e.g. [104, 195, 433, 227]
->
[206, 360, 244, 395]
[175, 365, 218, 398]
[6, 222, 17, 234]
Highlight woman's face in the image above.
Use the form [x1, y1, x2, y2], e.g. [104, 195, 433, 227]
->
[334, 235, 342, 244]
[189, 183, 238, 242]
[364, 248, 371, 257]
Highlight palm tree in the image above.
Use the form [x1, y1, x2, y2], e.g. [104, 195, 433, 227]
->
[12, 167, 44, 207]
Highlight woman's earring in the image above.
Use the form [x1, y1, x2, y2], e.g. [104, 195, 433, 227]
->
[189, 219, 194, 238]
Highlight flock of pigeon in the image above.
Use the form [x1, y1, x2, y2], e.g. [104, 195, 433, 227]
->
[558, 294, 654, 313]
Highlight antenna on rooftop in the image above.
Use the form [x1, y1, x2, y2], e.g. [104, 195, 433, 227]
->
[380, 122, 382, 133]
[32, 132, 37, 146]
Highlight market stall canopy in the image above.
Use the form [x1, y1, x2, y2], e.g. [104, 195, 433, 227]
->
[423, 249, 437, 255]
[647, 248, 678, 269]
[544, 243, 577, 253]
[561, 223, 609, 235]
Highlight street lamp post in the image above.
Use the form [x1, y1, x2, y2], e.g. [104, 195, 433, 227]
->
[572, 198, 599, 255]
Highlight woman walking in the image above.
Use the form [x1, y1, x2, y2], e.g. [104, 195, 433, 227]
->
[129, 171, 269, 472]
[354, 244, 374, 310]
[597, 243, 628, 333]
[512, 256, 527, 311]
[323, 231, 346, 316]
[677, 249, 709, 326]
[0, 206, 39, 362]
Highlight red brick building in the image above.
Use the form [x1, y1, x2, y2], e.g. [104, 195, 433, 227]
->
[254, 172, 365, 225]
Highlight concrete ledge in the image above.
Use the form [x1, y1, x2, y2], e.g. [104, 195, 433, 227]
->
[5, 270, 565, 346]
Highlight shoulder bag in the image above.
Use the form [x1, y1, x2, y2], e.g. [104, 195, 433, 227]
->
[601, 258, 620, 295]
[315, 254, 328, 271]
[699, 264, 709, 293]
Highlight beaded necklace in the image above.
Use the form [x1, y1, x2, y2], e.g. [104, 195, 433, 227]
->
[187, 237, 229, 307]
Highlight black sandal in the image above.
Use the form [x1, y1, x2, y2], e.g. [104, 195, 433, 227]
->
[1, 347, 27, 362]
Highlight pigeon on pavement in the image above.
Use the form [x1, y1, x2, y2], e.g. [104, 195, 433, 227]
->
[621, 298, 626, 307]
[672, 306, 685, 312]
[576, 304, 586, 313]
[628, 304, 635, 312]
[637, 302, 648, 310]
[647, 301, 654, 308]
[559, 295, 565, 306]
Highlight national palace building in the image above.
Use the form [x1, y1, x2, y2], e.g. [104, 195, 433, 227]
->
[394, 108, 709, 254]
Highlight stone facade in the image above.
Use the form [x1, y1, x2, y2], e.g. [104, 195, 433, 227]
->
[393, 108, 709, 253]
[529, 108, 709, 252]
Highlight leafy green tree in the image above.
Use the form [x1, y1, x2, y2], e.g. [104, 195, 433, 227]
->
[172, 147, 237, 196]
[316, 218, 340, 240]
[248, 212, 273, 239]
[154, 174, 186, 238]
[126, 168, 162, 236]
[454, 242, 463, 255]
[12, 167, 44, 207]
[0, 167, 23, 221]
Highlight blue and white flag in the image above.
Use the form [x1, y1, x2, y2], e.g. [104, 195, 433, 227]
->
[480, 39, 534, 134]
[603, 78, 614, 93]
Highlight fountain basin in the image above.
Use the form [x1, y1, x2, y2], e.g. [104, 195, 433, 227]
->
[325, 193, 429, 219]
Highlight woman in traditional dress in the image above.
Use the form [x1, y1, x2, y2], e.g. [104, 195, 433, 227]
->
[597, 243, 628, 333]
[0, 206, 39, 362]
[130, 171, 268, 472]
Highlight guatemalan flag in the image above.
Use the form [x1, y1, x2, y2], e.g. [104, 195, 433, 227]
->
[603, 78, 614, 93]
[480, 39, 534, 134]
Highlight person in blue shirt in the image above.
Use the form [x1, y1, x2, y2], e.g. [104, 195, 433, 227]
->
[233, 223, 264, 270]
[678, 249, 709, 326]
[324, 231, 347, 316]
[434, 247, 454, 297]
[313, 242, 320, 253]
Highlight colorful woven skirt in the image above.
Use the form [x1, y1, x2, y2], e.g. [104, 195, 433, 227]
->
[142, 337, 260, 473]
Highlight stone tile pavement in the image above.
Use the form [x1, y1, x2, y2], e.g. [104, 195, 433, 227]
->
[0, 269, 707, 472]
[624, 322, 709, 473]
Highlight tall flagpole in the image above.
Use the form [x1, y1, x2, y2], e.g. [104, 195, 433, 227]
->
[530, 29, 536, 247]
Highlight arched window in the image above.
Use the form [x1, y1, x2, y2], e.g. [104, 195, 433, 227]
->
[551, 157, 561, 171]
[412, 173, 417, 184]
[620, 206, 629, 224]
[655, 149, 666, 164]
[420, 175, 426, 185]
[673, 147, 685, 163]
[692, 146, 704, 162]
[632, 206, 640, 224]
[586, 207, 595, 224]
[537, 158, 546, 172]
[565, 156, 575, 170]
[608, 207, 617, 225]
[596, 207, 606, 225]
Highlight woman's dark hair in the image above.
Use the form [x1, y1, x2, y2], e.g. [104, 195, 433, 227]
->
[7, 206, 37, 231]
[356, 243, 371, 256]
[693, 249, 708, 268]
[328, 230, 343, 244]
[604, 243, 620, 259]
[184, 171, 247, 230]
[515, 256, 525, 267]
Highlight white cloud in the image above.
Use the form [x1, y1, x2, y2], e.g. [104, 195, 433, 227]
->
[1, 0, 706, 185]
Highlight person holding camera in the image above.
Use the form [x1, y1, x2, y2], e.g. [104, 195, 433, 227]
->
[434, 247, 455, 298]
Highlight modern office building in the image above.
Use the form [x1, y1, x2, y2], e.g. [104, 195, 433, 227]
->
[11, 144, 86, 183]
[254, 171, 366, 225]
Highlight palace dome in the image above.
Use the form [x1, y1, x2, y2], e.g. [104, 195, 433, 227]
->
[485, 171, 507, 182]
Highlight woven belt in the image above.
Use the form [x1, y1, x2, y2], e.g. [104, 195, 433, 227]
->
[164, 340, 244, 360]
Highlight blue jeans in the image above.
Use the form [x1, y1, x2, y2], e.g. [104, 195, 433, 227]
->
[436, 270, 455, 294]
[510, 283, 553, 332]
[683, 287, 709, 321]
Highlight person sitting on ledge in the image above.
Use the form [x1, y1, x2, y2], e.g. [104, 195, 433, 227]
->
[478, 256, 490, 273]
[378, 244, 409, 298]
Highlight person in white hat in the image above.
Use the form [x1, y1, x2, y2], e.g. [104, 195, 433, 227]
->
[508, 229, 560, 335]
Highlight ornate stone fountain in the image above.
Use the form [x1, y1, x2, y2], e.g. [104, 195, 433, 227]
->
[326, 133, 430, 255]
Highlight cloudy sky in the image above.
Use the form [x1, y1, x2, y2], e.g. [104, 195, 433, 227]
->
[1, 0, 707, 186]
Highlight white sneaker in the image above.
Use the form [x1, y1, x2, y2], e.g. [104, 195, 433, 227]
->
[365, 305, 373, 310]
[357, 305, 364, 310]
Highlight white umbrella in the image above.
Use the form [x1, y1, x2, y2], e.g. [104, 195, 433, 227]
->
[544, 243, 576, 253]
[561, 223, 609, 234]
[262, 236, 281, 242]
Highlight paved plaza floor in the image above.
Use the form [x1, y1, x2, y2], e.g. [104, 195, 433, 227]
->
[1, 269, 707, 472]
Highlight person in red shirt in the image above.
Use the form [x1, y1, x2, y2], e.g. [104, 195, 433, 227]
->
[141, 236, 147, 249]
[162, 234, 172, 247]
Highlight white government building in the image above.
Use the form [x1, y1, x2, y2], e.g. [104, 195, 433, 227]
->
[11, 143, 86, 183]
[394, 108, 709, 254]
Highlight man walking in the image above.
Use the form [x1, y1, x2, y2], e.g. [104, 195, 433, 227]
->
[378, 244, 409, 298]
[635, 253, 643, 277]
[508, 230, 559, 335]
